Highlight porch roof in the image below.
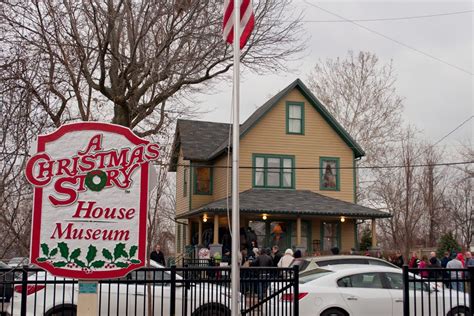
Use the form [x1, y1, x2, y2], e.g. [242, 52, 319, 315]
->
[177, 189, 391, 219]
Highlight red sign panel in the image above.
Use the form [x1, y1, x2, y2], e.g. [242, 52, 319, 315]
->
[25, 122, 159, 279]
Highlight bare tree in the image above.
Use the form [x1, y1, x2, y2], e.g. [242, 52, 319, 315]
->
[306, 51, 404, 164]
[372, 129, 427, 257]
[2, 0, 305, 134]
[0, 56, 51, 258]
[447, 143, 473, 250]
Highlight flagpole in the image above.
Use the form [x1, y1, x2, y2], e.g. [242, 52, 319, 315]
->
[230, 0, 241, 314]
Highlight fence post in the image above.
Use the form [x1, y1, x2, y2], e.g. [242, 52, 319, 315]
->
[20, 265, 28, 316]
[293, 265, 299, 316]
[170, 265, 176, 316]
[469, 266, 474, 312]
[402, 265, 409, 316]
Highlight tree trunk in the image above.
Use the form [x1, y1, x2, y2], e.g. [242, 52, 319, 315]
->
[112, 104, 131, 127]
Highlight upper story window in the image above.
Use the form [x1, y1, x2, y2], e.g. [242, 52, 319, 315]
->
[286, 102, 305, 135]
[320, 157, 340, 191]
[253, 154, 295, 189]
[194, 166, 213, 195]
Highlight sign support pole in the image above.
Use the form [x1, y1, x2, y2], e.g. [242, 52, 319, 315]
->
[230, 1, 241, 315]
[77, 281, 98, 316]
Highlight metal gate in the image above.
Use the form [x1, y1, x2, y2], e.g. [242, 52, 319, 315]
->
[402, 265, 473, 316]
[0, 265, 299, 315]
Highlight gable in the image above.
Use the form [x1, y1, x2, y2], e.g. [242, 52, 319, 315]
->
[209, 79, 365, 160]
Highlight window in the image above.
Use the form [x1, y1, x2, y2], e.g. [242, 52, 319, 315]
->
[194, 167, 212, 195]
[321, 222, 340, 251]
[337, 273, 385, 289]
[253, 154, 295, 189]
[183, 167, 188, 197]
[248, 221, 266, 248]
[320, 157, 340, 191]
[286, 102, 304, 134]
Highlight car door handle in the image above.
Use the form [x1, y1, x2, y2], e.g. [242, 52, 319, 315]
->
[394, 299, 403, 303]
[346, 296, 358, 301]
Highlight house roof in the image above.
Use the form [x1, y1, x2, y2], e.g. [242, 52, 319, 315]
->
[170, 78, 365, 171]
[176, 189, 391, 219]
[169, 119, 231, 170]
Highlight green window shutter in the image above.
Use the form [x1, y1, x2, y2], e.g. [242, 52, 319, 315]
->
[183, 167, 188, 197]
[286, 102, 305, 135]
[319, 157, 340, 191]
[252, 154, 295, 189]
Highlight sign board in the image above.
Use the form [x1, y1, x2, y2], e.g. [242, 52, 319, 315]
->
[25, 122, 159, 279]
[79, 282, 97, 294]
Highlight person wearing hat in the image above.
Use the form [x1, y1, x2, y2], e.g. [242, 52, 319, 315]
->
[278, 248, 294, 268]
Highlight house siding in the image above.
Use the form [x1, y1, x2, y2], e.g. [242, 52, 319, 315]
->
[175, 149, 190, 217]
[239, 89, 354, 202]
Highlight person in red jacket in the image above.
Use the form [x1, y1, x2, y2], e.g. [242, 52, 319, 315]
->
[408, 251, 420, 269]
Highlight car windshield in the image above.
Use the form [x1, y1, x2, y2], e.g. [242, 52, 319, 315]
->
[299, 269, 334, 284]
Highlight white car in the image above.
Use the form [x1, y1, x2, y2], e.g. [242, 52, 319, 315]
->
[278, 265, 470, 316]
[8, 262, 233, 316]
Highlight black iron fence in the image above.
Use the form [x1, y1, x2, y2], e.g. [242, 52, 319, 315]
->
[403, 265, 473, 316]
[0, 265, 299, 316]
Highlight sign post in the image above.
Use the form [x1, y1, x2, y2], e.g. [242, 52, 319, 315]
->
[25, 122, 159, 314]
[77, 282, 98, 315]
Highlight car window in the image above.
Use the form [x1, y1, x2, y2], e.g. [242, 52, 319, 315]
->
[133, 270, 172, 282]
[318, 258, 369, 266]
[337, 272, 384, 289]
[385, 272, 404, 289]
[369, 259, 395, 268]
[299, 270, 334, 284]
[385, 272, 430, 292]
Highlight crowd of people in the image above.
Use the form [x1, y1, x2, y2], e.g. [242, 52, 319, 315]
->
[240, 245, 305, 270]
[390, 250, 474, 291]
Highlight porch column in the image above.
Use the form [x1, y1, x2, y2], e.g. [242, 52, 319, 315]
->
[213, 214, 219, 244]
[198, 218, 203, 245]
[185, 220, 191, 245]
[371, 218, 377, 247]
[296, 216, 302, 246]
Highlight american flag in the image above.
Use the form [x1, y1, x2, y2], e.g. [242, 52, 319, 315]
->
[222, 0, 255, 49]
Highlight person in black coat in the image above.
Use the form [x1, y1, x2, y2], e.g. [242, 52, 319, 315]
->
[271, 245, 282, 267]
[150, 244, 166, 266]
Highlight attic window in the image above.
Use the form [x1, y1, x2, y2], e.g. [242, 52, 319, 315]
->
[194, 167, 213, 195]
[286, 102, 305, 134]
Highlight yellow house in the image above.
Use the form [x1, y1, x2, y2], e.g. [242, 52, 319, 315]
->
[170, 79, 389, 257]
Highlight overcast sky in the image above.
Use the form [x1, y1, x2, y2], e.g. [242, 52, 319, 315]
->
[190, 0, 473, 150]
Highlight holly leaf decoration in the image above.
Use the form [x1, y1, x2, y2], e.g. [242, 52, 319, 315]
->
[113, 243, 126, 260]
[58, 242, 69, 259]
[70, 248, 81, 260]
[102, 249, 113, 261]
[37, 257, 47, 262]
[41, 243, 49, 257]
[86, 245, 97, 263]
[91, 260, 105, 268]
[74, 259, 86, 268]
[129, 245, 138, 258]
[50, 248, 58, 257]
[53, 261, 68, 267]
[115, 262, 129, 268]
[130, 259, 141, 264]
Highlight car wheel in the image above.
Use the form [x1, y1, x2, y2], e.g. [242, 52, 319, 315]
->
[192, 303, 231, 316]
[321, 307, 348, 316]
[447, 306, 470, 316]
[46, 305, 77, 316]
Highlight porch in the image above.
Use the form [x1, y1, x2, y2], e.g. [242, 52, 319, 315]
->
[177, 189, 390, 256]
